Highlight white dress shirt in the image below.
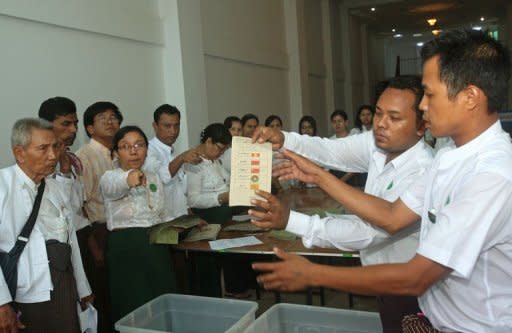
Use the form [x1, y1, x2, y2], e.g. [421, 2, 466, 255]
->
[144, 137, 188, 220]
[283, 131, 434, 265]
[185, 158, 230, 209]
[100, 168, 165, 231]
[0, 165, 91, 306]
[54, 165, 89, 231]
[401, 121, 512, 333]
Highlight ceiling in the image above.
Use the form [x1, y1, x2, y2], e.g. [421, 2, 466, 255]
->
[347, 0, 509, 37]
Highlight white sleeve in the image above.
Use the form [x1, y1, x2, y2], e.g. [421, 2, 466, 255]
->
[418, 173, 512, 278]
[0, 270, 12, 306]
[282, 131, 372, 172]
[185, 166, 219, 209]
[285, 211, 386, 251]
[400, 171, 429, 216]
[144, 149, 176, 185]
[100, 170, 130, 201]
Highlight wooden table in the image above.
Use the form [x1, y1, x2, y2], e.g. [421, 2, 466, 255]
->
[173, 187, 358, 258]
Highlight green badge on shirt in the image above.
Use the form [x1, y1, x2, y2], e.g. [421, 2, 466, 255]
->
[386, 180, 394, 190]
[149, 183, 157, 192]
[445, 195, 450, 206]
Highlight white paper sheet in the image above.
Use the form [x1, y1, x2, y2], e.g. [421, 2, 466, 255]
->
[209, 236, 263, 250]
[229, 137, 272, 206]
[77, 303, 98, 333]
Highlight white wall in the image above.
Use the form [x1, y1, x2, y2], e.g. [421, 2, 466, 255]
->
[0, 1, 165, 167]
[200, 0, 291, 130]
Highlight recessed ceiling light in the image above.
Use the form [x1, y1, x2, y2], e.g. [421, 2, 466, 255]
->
[393, 34, 403, 38]
[480, 17, 485, 22]
[371, 7, 376, 12]
[392, 28, 396, 32]
[472, 26, 482, 31]
[417, 42, 424, 47]
[432, 29, 442, 36]
[427, 18, 437, 26]
[413, 33, 423, 37]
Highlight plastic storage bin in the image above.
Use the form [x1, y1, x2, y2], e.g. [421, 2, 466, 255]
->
[115, 294, 258, 333]
[244, 303, 382, 333]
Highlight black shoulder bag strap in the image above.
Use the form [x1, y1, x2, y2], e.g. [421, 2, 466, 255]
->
[0, 178, 45, 299]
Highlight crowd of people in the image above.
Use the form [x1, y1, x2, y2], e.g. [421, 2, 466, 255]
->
[0, 29, 511, 333]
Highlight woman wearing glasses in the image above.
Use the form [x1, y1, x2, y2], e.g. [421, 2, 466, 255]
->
[100, 125, 176, 324]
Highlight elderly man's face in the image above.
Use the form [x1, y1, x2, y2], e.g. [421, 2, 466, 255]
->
[14, 128, 60, 182]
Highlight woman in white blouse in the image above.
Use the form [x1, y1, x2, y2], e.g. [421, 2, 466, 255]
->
[185, 123, 252, 298]
[349, 104, 374, 135]
[100, 126, 175, 323]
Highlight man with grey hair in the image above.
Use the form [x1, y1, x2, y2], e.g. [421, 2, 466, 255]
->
[0, 118, 92, 333]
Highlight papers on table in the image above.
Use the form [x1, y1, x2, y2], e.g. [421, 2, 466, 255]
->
[165, 215, 203, 229]
[183, 224, 222, 242]
[209, 236, 263, 251]
[229, 137, 272, 206]
[223, 222, 266, 232]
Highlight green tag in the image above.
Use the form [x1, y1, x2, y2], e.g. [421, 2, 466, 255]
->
[386, 180, 394, 190]
[445, 195, 450, 205]
[149, 183, 157, 192]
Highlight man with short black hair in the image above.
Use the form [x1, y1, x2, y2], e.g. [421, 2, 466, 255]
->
[144, 104, 201, 220]
[252, 75, 432, 332]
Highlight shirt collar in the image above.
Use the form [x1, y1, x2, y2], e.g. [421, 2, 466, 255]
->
[14, 164, 38, 193]
[151, 136, 174, 154]
[437, 120, 502, 170]
[90, 138, 112, 158]
[372, 137, 429, 172]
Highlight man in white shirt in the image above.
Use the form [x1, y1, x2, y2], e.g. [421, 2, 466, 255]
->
[251, 29, 512, 333]
[144, 104, 202, 221]
[253, 75, 433, 332]
[0, 118, 92, 333]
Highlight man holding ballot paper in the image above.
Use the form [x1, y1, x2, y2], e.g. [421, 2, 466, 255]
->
[249, 29, 512, 333]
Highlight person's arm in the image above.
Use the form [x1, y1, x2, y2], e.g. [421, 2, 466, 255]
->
[272, 150, 419, 234]
[168, 149, 202, 177]
[99, 170, 132, 201]
[285, 210, 394, 251]
[253, 127, 371, 172]
[253, 249, 450, 296]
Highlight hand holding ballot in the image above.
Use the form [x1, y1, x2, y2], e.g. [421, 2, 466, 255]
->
[249, 190, 290, 230]
[251, 126, 285, 150]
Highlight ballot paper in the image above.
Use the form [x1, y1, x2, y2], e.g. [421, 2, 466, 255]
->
[229, 137, 272, 206]
[77, 303, 97, 333]
[209, 236, 263, 251]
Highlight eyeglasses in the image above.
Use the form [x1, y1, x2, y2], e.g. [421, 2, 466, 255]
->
[214, 143, 227, 152]
[118, 143, 147, 151]
[96, 116, 120, 125]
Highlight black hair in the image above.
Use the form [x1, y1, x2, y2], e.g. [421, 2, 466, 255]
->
[299, 115, 317, 136]
[330, 110, 348, 121]
[241, 113, 259, 127]
[386, 75, 424, 126]
[83, 101, 123, 137]
[111, 125, 149, 156]
[224, 116, 241, 129]
[154, 104, 181, 123]
[200, 123, 232, 145]
[355, 105, 374, 130]
[421, 29, 511, 113]
[38, 97, 77, 122]
[264, 115, 283, 127]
